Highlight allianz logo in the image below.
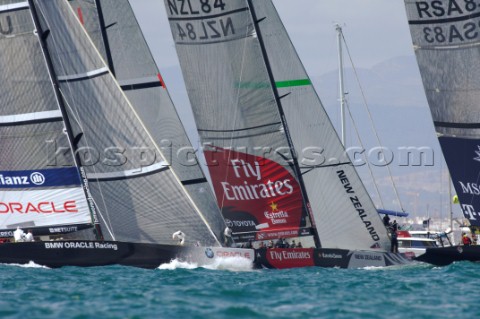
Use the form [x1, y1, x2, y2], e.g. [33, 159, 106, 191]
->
[0, 172, 46, 186]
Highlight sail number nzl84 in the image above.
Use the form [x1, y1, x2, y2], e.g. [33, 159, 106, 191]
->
[166, 0, 249, 44]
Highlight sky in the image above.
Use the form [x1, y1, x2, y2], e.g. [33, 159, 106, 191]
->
[129, 1, 459, 223]
[131, 0, 422, 128]
[131, 0, 419, 145]
[132, 0, 415, 76]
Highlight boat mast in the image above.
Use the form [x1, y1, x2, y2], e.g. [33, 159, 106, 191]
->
[28, 0, 104, 240]
[247, 0, 321, 248]
[335, 24, 347, 146]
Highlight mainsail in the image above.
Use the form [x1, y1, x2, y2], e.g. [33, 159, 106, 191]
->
[164, 0, 390, 251]
[1, 0, 223, 246]
[404, 1, 480, 227]
[66, 0, 227, 240]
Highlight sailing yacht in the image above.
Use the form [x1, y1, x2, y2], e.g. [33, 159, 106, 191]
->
[162, 0, 411, 268]
[0, 0, 252, 268]
[404, 0, 480, 265]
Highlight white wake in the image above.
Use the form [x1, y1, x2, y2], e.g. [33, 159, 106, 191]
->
[158, 256, 253, 272]
[1, 261, 50, 269]
[158, 259, 198, 270]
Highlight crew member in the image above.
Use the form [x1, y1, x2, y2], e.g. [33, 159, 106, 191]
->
[13, 227, 25, 243]
[172, 230, 186, 245]
[223, 227, 233, 247]
[391, 230, 398, 253]
[383, 214, 390, 226]
[24, 230, 34, 242]
[462, 233, 472, 246]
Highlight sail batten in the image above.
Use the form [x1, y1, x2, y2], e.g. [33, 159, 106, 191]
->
[86, 161, 169, 181]
[57, 66, 108, 81]
[0, 110, 63, 125]
[0, 1, 27, 12]
[120, 82, 163, 91]
[434, 122, 480, 129]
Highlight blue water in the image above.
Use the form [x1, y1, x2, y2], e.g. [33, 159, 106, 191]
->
[0, 260, 478, 319]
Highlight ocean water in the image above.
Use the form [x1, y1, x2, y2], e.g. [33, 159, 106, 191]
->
[0, 259, 478, 319]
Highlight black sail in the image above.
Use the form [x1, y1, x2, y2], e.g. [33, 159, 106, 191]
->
[404, 0, 480, 227]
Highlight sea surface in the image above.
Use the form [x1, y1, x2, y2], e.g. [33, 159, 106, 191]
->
[0, 258, 478, 319]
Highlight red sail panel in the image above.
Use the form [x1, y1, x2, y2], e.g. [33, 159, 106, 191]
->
[76, 7, 84, 25]
[204, 147, 306, 239]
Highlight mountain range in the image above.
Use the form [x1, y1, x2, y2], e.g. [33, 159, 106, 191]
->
[161, 54, 461, 223]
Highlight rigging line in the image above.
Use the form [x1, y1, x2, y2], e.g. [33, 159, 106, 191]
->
[57, 94, 105, 225]
[59, 91, 115, 238]
[73, 3, 220, 245]
[218, 16, 251, 215]
[124, 0, 212, 196]
[74, 1, 220, 243]
[90, 196, 116, 240]
[92, 13, 221, 245]
[341, 32, 405, 212]
[248, 1, 320, 247]
[41, 3, 157, 242]
[344, 98, 385, 209]
[38, 2, 115, 237]
[335, 27, 384, 207]
[31, 1, 104, 239]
